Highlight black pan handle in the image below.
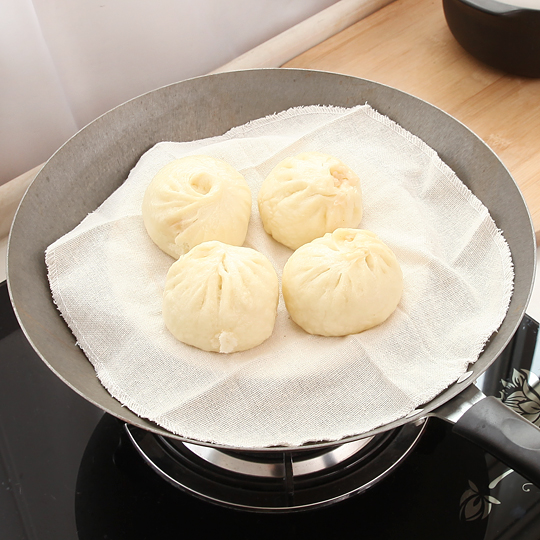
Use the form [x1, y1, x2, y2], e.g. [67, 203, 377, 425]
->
[453, 395, 540, 486]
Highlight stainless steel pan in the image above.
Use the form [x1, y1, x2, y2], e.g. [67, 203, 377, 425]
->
[7, 69, 539, 482]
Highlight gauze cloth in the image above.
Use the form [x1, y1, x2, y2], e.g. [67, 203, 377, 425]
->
[45, 104, 514, 448]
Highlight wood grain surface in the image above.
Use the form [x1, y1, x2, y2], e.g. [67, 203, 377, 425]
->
[284, 0, 540, 239]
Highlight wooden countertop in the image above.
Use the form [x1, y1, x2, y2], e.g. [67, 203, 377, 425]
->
[284, 0, 540, 239]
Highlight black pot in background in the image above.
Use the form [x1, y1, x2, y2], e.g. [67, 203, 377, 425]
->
[442, 0, 540, 78]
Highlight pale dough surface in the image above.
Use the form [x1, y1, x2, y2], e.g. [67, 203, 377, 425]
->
[163, 241, 279, 353]
[258, 152, 362, 250]
[142, 155, 251, 258]
[282, 228, 403, 336]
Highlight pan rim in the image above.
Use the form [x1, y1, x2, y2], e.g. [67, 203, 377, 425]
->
[6, 67, 536, 451]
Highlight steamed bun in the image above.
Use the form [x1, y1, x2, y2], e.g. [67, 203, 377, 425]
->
[163, 241, 279, 353]
[258, 152, 362, 250]
[142, 155, 251, 258]
[282, 229, 403, 336]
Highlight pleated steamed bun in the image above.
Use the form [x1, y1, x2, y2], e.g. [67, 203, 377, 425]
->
[282, 228, 403, 336]
[142, 155, 251, 258]
[258, 152, 362, 250]
[163, 241, 279, 353]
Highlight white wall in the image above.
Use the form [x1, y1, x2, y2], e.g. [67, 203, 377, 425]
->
[1, 0, 338, 186]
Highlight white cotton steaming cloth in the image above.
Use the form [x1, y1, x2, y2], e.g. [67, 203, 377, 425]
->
[45, 105, 514, 448]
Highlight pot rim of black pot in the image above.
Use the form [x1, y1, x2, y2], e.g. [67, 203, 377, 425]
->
[458, 0, 540, 15]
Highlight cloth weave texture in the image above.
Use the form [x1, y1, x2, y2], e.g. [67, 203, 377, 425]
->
[46, 105, 514, 448]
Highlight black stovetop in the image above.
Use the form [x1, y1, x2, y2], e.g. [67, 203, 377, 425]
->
[1, 279, 540, 539]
